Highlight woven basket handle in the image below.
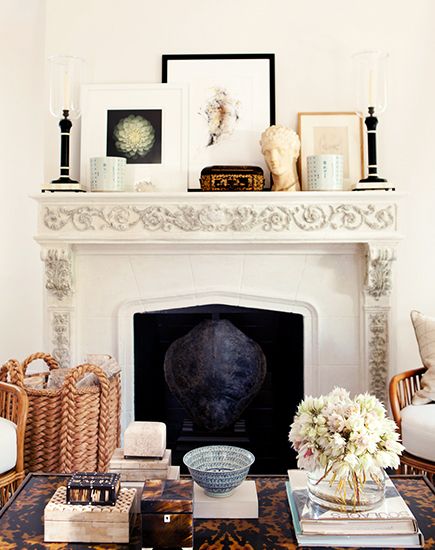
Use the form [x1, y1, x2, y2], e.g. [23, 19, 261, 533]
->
[8, 352, 59, 388]
[21, 352, 59, 374]
[0, 359, 21, 385]
[59, 363, 110, 473]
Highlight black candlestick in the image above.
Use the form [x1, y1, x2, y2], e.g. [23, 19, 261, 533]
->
[51, 109, 78, 184]
[353, 106, 394, 191]
[360, 106, 387, 184]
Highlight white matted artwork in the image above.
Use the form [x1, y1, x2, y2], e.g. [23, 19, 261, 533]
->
[80, 83, 188, 192]
[163, 54, 275, 190]
[298, 112, 364, 191]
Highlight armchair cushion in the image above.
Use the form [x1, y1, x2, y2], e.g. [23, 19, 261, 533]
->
[410, 310, 435, 404]
[401, 403, 435, 462]
[0, 417, 17, 474]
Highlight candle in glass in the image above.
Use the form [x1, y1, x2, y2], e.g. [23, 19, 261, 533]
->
[63, 71, 70, 110]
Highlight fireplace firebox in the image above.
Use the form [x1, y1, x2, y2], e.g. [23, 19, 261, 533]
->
[133, 304, 303, 474]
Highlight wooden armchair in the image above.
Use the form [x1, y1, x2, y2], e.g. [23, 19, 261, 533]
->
[0, 381, 28, 507]
[389, 367, 435, 483]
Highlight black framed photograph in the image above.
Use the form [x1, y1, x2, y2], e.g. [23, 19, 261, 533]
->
[163, 53, 275, 190]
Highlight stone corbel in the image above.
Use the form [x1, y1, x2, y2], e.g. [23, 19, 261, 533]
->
[41, 246, 73, 302]
[364, 244, 396, 302]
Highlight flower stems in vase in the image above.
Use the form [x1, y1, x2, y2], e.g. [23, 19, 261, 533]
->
[289, 388, 404, 512]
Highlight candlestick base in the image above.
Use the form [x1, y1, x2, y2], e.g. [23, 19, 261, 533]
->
[360, 174, 388, 183]
[353, 180, 395, 191]
[51, 175, 78, 184]
[41, 181, 86, 192]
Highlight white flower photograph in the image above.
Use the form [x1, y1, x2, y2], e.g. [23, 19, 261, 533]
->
[106, 109, 162, 164]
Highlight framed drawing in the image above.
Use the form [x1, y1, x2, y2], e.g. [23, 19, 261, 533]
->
[80, 83, 188, 191]
[162, 54, 275, 190]
[297, 112, 364, 191]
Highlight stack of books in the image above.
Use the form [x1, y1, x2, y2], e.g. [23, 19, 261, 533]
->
[287, 470, 424, 548]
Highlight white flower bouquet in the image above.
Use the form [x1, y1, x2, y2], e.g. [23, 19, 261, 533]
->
[289, 388, 404, 509]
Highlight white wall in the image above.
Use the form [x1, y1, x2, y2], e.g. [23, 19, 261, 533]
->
[0, 1, 45, 360]
[2, 0, 435, 375]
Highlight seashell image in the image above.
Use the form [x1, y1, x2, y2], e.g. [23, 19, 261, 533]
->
[201, 87, 240, 147]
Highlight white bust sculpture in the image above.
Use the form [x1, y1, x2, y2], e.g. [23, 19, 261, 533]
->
[260, 125, 301, 192]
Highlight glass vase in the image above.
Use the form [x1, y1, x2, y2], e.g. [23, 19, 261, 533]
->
[307, 467, 386, 512]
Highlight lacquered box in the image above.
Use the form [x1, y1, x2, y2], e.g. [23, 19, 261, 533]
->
[141, 479, 193, 549]
[66, 472, 120, 506]
[200, 165, 265, 191]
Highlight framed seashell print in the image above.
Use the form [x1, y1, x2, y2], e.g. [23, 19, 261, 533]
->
[162, 54, 275, 190]
[80, 83, 188, 192]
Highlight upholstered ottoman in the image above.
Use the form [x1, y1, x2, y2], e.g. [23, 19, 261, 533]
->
[400, 403, 435, 462]
[0, 417, 17, 474]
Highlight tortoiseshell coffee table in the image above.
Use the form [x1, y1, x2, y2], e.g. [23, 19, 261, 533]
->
[0, 473, 433, 549]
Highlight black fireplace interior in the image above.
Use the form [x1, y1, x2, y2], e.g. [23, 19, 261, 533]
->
[133, 304, 303, 474]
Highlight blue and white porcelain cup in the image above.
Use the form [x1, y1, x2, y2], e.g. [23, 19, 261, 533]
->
[90, 156, 126, 192]
[306, 154, 344, 191]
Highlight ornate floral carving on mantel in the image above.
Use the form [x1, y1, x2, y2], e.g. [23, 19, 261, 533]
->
[42, 248, 73, 300]
[365, 245, 396, 300]
[42, 203, 395, 234]
[51, 312, 71, 369]
[368, 311, 389, 403]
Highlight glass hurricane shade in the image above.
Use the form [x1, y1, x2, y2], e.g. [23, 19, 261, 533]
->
[49, 55, 83, 119]
[352, 50, 388, 114]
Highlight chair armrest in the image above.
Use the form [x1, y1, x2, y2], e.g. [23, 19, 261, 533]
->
[0, 382, 28, 473]
[389, 367, 426, 432]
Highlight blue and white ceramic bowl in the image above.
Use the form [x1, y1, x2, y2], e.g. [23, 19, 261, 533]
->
[183, 445, 255, 498]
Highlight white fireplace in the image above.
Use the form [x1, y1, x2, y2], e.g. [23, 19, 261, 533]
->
[34, 191, 402, 432]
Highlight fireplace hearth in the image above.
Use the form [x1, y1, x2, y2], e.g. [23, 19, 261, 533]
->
[134, 305, 303, 473]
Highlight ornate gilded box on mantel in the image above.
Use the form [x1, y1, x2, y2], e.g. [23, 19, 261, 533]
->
[200, 165, 265, 191]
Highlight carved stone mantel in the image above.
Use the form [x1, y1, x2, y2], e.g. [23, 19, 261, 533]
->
[33, 191, 403, 401]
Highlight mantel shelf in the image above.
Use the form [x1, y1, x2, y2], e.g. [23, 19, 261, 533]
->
[34, 190, 402, 203]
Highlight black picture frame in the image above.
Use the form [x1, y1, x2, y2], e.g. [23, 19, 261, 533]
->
[162, 53, 275, 190]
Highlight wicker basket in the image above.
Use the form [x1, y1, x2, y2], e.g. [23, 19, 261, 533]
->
[0, 353, 121, 473]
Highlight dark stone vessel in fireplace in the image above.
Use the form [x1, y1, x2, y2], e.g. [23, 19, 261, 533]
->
[164, 319, 267, 432]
